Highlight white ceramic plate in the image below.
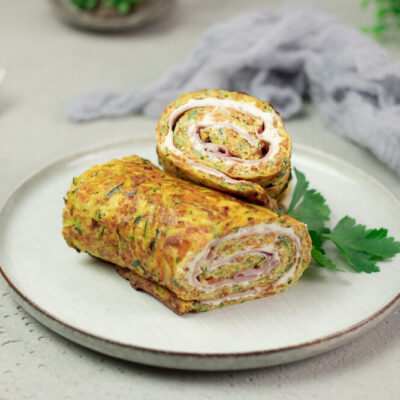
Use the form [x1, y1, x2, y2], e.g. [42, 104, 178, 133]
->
[0, 137, 399, 371]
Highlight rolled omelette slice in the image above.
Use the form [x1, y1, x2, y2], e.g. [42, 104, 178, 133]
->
[62, 155, 311, 314]
[156, 89, 292, 209]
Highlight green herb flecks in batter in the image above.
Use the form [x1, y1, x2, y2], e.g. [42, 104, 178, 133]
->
[213, 226, 219, 238]
[149, 229, 160, 251]
[186, 109, 198, 120]
[106, 182, 124, 197]
[127, 189, 137, 198]
[131, 259, 142, 268]
[143, 218, 149, 238]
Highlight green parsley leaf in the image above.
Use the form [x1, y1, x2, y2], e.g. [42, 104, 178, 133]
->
[322, 216, 400, 273]
[287, 168, 330, 234]
[311, 246, 342, 271]
[341, 247, 380, 273]
[308, 230, 324, 249]
[325, 216, 400, 258]
[287, 169, 400, 273]
[308, 230, 341, 271]
[287, 170, 334, 270]
[287, 168, 308, 214]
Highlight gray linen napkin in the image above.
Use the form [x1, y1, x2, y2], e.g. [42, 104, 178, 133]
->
[68, 5, 400, 174]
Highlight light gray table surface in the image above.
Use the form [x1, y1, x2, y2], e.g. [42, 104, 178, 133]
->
[0, 1, 399, 399]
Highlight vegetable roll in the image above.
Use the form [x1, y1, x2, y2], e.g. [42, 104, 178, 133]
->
[62, 155, 311, 314]
[156, 90, 291, 209]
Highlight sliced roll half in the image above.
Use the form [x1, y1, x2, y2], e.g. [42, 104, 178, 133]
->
[156, 90, 291, 209]
[62, 155, 311, 314]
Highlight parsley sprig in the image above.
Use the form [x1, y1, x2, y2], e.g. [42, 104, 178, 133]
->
[287, 168, 400, 273]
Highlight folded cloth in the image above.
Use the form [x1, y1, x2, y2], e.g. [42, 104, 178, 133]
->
[68, 5, 400, 174]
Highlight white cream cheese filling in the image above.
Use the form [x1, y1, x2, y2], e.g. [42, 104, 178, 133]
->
[184, 223, 302, 302]
[162, 98, 285, 183]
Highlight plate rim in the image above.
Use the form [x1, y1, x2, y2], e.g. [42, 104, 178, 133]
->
[1, 138, 399, 368]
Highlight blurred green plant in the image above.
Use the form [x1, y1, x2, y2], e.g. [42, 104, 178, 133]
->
[361, 0, 400, 35]
[71, 0, 140, 14]
[104, 0, 140, 14]
[71, 0, 98, 11]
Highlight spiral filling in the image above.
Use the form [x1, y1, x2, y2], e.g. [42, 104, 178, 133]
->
[185, 223, 302, 304]
[165, 98, 284, 178]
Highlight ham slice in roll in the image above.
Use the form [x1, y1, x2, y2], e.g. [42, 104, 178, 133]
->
[62, 155, 311, 314]
[156, 90, 292, 209]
